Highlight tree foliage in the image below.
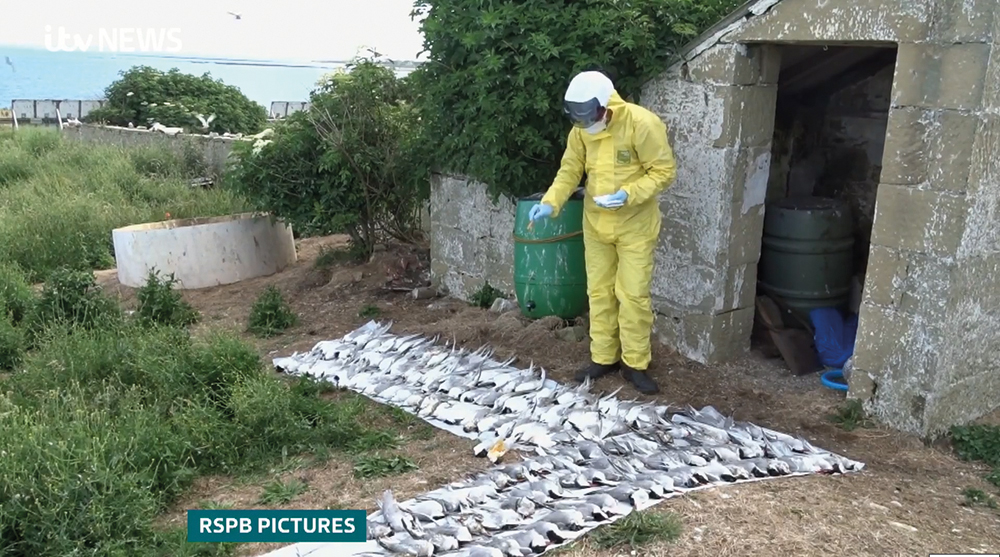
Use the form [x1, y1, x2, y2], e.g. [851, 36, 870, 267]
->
[224, 58, 429, 257]
[83, 66, 268, 135]
[408, 0, 744, 201]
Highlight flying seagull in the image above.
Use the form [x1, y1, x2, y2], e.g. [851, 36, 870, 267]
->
[227, 11, 242, 19]
[4, 56, 13, 72]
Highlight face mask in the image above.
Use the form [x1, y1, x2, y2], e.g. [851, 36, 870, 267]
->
[584, 119, 607, 135]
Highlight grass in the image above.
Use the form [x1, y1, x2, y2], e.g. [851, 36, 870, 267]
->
[0, 127, 247, 281]
[358, 303, 381, 318]
[247, 285, 298, 337]
[590, 510, 682, 549]
[828, 399, 873, 431]
[0, 128, 423, 556]
[352, 454, 419, 479]
[962, 487, 998, 509]
[258, 478, 310, 505]
[0, 265, 406, 556]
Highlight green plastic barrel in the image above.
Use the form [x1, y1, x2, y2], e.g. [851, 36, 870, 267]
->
[513, 188, 588, 320]
[758, 196, 855, 323]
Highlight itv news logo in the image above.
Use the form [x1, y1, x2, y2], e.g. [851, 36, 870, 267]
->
[187, 509, 366, 543]
[44, 25, 182, 53]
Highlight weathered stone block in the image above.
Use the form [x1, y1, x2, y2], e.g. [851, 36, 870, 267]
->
[924, 370, 1000, 437]
[853, 302, 946, 435]
[895, 254, 954, 323]
[653, 305, 753, 364]
[927, 0, 996, 43]
[720, 263, 757, 313]
[926, 110, 979, 193]
[685, 43, 780, 86]
[983, 45, 1000, 113]
[730, 147, 772, 209]
[861, 245, 907, 307]
[892, 43, 990, 110]
[870, 185, 968, 255]
[851, 303, 898, 374]
[727, 202, 765, 267]
[880, 107, 979, 192]
[961, 116, 1000, 257]
[724, 0, 932, 43]
[712, 85, 778, 149]
[937, 255, 1000, 386]
[880, 107, 928, 185]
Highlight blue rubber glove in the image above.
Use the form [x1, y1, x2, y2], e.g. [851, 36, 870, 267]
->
[529, 203, 553, 221]
[594, 189, 628, 209]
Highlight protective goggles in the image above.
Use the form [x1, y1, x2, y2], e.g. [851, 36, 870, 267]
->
[563, 98, 606, 129]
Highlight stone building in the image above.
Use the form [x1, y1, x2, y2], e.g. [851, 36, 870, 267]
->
[430, 0, 1000, 437]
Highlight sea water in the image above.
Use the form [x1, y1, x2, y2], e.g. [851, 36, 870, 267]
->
[0, 46, 411, 110]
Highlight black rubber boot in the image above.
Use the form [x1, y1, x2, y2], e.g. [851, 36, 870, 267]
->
[574, 361, 620, 383]
[622, 364, 660, 394]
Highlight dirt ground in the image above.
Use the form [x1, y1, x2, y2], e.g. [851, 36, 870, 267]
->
[95, 235, 1000, 557]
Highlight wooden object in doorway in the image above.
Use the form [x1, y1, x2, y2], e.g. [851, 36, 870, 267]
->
[755, 295, 823, 376]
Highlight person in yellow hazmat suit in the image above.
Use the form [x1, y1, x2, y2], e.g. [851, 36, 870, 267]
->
[528, 70, 677, 395]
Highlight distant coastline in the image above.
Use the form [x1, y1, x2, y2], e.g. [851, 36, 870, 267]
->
[0, 45, 420, 108]
[1, 44, 422, 71]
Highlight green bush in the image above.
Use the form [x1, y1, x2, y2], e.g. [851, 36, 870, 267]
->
[409, 0, 743, 200]
[225, 57, 430, 256]
[247, 285, 297, 338]
[83, 65, 269, 135]
[24, 267, 122, 337]
[136, 270, 200, 327]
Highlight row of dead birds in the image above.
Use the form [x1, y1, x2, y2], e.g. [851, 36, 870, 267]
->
[273, 321, 864, 556]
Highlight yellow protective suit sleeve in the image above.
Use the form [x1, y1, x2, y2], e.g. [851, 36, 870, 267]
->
[540, 128, 586, 217]
[619, 114, 677, 207]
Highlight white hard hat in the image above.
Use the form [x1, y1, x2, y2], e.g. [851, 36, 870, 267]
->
[563, 71, 615, 129]
[564, 71, 614, 105]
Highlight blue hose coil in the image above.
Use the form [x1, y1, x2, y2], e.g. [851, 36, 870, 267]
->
[821, 369, 849, 391]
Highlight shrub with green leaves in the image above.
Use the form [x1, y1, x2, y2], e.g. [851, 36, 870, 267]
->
[83, 65, 268, 135]
[136, 269, 200, 327]
[247, 285, 297, 337]
[24, 267, 122, 339]
[409, 0, 744, 200]
[225, 57, 430, 257]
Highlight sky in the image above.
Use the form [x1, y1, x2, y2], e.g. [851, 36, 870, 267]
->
[0, 0, 427, 62]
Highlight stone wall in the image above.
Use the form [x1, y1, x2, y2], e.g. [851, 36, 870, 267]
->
[61, 123, 239, 178]
[850, 33, 1000, 436]
[639, 43, 780, 364]
[429, 174, 517, 301]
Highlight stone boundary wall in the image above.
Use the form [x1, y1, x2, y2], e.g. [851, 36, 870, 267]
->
[61, 123, 240, 178]
[429, 174, 517, 300]
[64, 123, 433, 236]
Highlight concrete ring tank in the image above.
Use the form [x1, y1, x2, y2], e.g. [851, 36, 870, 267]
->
[112, 212, 297, 289]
